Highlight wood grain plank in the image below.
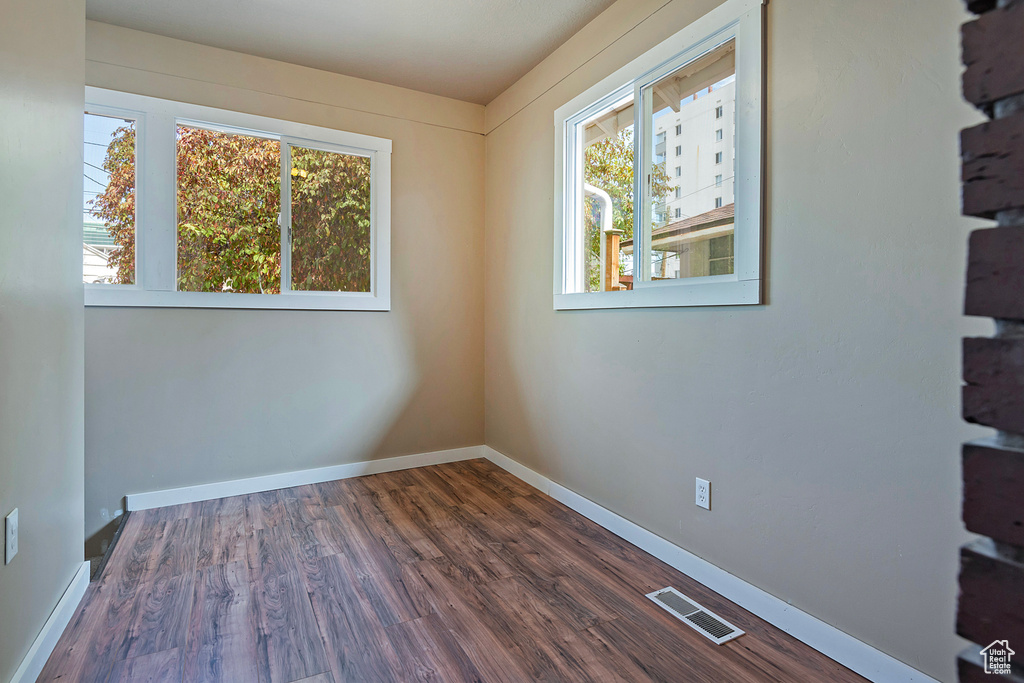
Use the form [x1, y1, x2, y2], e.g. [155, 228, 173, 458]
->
[302, 553, 403, 682]
[123, 572, 196, 659]
[290, 673, 337, 683]
[385, 612, 484, 683]
[116, 517, 201, 660]
[477, 576, 634, 682]
[404, 558, 533, 683]
[41, 516, 169, 681]
[345, 477, 443, 563]
[390, 485, 514, 585]
[250, 568, 331, 683]
[184, 561, 260, 683]
[329, 501, 434, 628]
[589, 615, 736, 683]
[108, 647, 183, 683]
[197, 509, 247, 569]
[244, 489, 290, 533]
[36, 584, 117, 683]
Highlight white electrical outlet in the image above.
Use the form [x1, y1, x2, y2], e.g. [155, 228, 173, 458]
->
[5, 508, 18, 564]
[695, 478, 711, 510]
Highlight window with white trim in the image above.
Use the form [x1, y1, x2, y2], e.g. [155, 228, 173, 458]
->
[83, 88, 392, 311]
[555, 0, 764, 309]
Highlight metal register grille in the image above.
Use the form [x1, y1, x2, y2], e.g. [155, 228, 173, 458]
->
[646, 587, 745, 645]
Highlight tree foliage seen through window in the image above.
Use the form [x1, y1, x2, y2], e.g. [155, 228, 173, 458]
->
[582, 128, 670, 291]
[90, 125, 372, 293]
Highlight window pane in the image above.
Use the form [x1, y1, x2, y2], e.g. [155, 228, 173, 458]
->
[646, 39, 735, 280]
[577, 93, 635, 292]
[176, 126, 281, 293]
[84, 112, 135, 284]
[289, 146, 372, 292]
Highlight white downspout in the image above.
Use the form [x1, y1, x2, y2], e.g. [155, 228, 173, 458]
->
[584, 183, 613, 290]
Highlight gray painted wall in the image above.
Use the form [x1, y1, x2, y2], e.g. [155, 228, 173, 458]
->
[0, 0, 86, 679]
[483, 0, 990, 680]
[83, 25, 486, 556]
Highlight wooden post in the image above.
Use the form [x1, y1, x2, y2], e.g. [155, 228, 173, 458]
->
[604, 229, 625, 291]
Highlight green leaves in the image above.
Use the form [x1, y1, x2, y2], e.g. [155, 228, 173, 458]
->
[290, 146, 371, 293]
[582, 128, 670, 290]
[92, 125, 372, 294]
[90, 123, 137, 284]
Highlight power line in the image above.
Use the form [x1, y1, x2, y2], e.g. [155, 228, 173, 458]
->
[83, 173, 106, 188]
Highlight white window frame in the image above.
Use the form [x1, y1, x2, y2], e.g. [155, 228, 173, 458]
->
[83, 87, 392, 311]
[553, 0, 764, 310]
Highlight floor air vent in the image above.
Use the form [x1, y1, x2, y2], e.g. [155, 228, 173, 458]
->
[646, 587, 744, 645]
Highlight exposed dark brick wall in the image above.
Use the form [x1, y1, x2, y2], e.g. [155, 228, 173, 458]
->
[959, 1, 1024, 680]
[958, 540, 1024, 649]
[963, 440, 1024, 545]
[962, 113, 1024, 219]
[965, 228, 1024, 319]
[963, 3, 1024, 108]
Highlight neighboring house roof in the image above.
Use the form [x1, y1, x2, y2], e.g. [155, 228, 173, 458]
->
[619, 203, 735, 250]
[83, 220, 116, 248]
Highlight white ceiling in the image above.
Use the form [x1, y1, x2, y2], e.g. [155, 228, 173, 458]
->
[85, 0, 618, 105]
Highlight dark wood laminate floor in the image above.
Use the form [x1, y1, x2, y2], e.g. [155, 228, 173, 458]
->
[40, 459, 867, 682]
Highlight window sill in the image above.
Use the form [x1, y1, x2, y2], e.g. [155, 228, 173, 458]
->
[84, 286, 390, 311]
[553, 278, 760, 311]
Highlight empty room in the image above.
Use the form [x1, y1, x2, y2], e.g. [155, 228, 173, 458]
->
[2, 0, 1021, 681]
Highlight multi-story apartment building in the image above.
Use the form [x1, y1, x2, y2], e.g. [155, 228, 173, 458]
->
[654, 77, 735, 227]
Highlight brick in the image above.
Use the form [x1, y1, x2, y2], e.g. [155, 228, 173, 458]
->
[963, 3, 1024, 107]
[965, 227, 1024, 320]
[963, 440, 1024, 546]
[962, 112, 1024, 218]
[963, 338, 1024, 432]
[958, 538, 1024, 649]
[964, 384, 1024, 432]
[965, 337, 1024, 386]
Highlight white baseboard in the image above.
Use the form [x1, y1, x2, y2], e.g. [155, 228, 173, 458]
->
[482, 446, 937, 683]
[126, 445, 485, 511]
[10, 560, 90, 683]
